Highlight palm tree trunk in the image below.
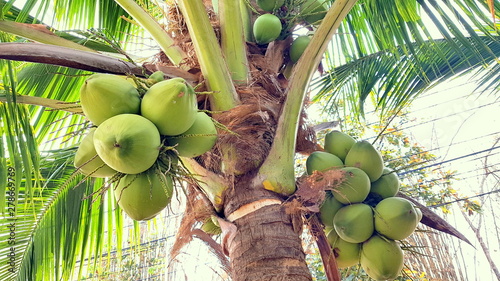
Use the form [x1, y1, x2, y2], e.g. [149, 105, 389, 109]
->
[224, 180, 311, 281]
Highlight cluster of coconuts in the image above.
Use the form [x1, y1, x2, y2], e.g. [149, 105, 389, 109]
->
[252, 0, 327, 61]
[306, 131, 422, 280]
[73, 73, 218, 221]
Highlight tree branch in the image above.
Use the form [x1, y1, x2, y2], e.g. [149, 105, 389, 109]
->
[0, 43, 149, 77]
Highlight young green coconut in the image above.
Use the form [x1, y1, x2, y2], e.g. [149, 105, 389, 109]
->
[79, 74, 141, 125]
[360, 235, 404, 280]
[374, 197, 420, 240]
[324, 130, 356, 162]
[370, 168, 401, 199]
[114, 168, 173, 221]
[93, 114, 161, 174]
[141, 77, 198, 136]
[305, 151, 343, 175]
[319, 192, 345, 227]
[253, 14, 282, 45]
[333, 203, 374, 243]
[326, 228, 361, 269]
[166, 112, 218, 158]
[345, 140, 385, 182]
[332, 167, 371, 204]
[74, 128, 117, 178]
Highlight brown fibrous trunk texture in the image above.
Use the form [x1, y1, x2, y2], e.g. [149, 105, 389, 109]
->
[227, 202, 312, 281]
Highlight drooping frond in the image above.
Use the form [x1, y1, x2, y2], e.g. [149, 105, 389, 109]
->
[313, 36, 500, 117]
[314, 0, 500, 118]
[0, 144, 125, 281]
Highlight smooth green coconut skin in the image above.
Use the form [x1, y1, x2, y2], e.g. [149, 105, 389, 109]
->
[141, 77, 198, 136]
[80, 74, 140, 125]
[253, 14, 282, 45]
[370, 168, 400, 199]
[345, 140, 384, 182]
[93, 114, 161, 174]
[74, 128, 117, 178]
[374, 197, 419, 240]
[324, 130, 356, 162]
[361, 235, 404, 280]
[333, 203, 374, 243]
[257, 0, 285, 11]
[319, 192, 345, 227]
[289, 35, 311, 63]
[306, 151, 344, 175]
[326, 228, 361, 268]
[114, 169, 173, 221]
[332, 167, 371, 204]
[166, 112, 218, 158]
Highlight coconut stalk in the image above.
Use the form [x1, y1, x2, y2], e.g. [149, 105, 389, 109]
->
[256, 0, 359, 195]
[114, 0, 187, 66]
[176, 0, 239, 111]
[219, 0, 249, 84]
[239, 0, 253, 42]
[181, 158, 229, 212]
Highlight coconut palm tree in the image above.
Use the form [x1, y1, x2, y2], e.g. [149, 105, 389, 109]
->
[0, 0, 498, 280]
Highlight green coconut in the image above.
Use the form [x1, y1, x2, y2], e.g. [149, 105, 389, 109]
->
[148, 71, 165, 83]
[374, 197, 419, 240]
[300, 0, 328, 24]
[114, 169, 173, 221]
[333, 203, 374, 243]
[289, 35, 311, 63]
[332, 167, 371, 204]
[319, 192, 345, 227]
[360, 235, 404, 280]
[166, 112, 217, 158]
[79, 74, 141, 125]
[324, 130, 355, 162]
[306, 151, 344, 175]
[326, 229, 361, 268]
[74, 128, 117, 178]
[415, 207, 423, 222]
[141, 78, 198, 136]
[370, 168, 400, 199]
[201, 215, 222, 235]
[253, 14, 282, 45]
[93, 114, 161, 174]
[256, 0, 285, 11]
[344, 140, 384, 182]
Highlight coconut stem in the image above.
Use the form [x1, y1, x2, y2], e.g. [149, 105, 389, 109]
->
[176, 0, 239, 111]
[219, 0, 249, 85]
[181, 157, 229, 212]
[256, 0, 358, 195]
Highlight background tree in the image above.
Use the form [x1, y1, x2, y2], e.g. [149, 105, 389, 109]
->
[0, 0, 498, 280]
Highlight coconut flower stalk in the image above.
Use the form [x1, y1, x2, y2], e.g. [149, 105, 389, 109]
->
[176, 0, 239, 111]
[257, 0, 359, 195]
[219, 0, 250, 85]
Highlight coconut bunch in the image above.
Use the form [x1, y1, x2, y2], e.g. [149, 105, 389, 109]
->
[73, 73, 218, 221]
[249, 0, 328, 63]
[306, 131, 422, 281]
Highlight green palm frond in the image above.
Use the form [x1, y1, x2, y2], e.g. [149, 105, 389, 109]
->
[313, 36, 500, 117]
[315, 0, 499, 118]
[16, 64, 90, 148]
[0, 145, 122, 281]
[1, 0, 152, 54]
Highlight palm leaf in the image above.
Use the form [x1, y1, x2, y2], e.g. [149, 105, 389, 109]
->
[314, 35, 500, 117]
[314, 0, 499, 118]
